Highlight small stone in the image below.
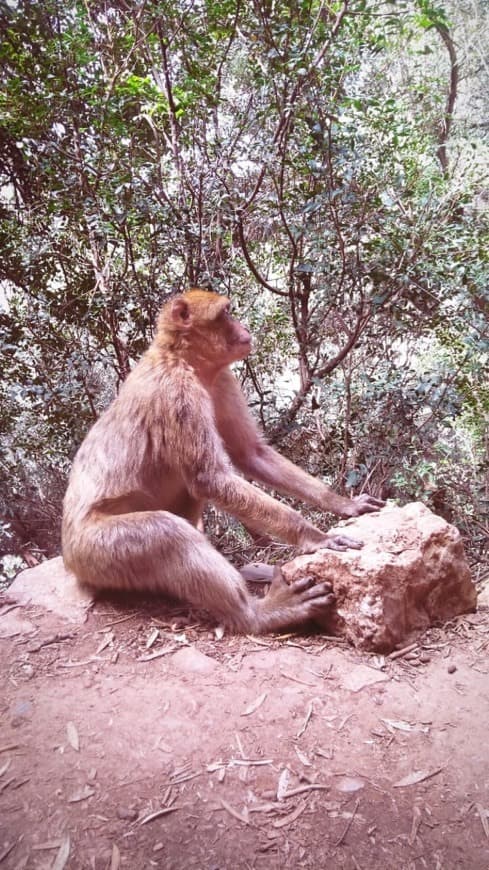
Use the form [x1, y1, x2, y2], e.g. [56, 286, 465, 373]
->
[171, 646, 218, 674]
[419, 652, 431, 664]
[343, 665, 389, 692]
[10, 699, 33, 727]
[447, 663, 457, 674]
[116, 806, 138, 821]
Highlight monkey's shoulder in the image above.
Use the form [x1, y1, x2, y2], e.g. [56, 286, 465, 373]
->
[127, 356, 211, 406]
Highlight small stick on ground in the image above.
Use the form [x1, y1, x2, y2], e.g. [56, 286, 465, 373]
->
[334, 798, 360, 847]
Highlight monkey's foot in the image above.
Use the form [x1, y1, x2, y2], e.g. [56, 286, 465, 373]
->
[239, 562, 275, 584]
[257, 572, 335, 632]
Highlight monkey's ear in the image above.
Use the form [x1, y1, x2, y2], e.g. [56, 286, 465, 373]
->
[170, 298, 191, 327]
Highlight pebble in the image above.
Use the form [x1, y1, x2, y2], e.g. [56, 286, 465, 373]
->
[419, 652, 431, 664]
[117, 806, 139, 821]
[447, 663, 457, 674]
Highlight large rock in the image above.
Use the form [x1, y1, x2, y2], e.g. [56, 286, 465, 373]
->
[6, 556, 92, 624]
[281, 502, 476, 652]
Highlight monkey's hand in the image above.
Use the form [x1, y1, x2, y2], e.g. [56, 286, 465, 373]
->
[338, 494, 385, 518]
[300, 534, 363, 554]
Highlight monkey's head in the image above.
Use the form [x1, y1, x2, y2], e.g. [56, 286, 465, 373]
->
[158, 289, 252, 367]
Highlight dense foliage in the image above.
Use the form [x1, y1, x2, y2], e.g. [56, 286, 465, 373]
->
[1, 0, 487, 577]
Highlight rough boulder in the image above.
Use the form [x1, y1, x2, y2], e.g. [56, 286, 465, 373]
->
[281, 502, 476, 652]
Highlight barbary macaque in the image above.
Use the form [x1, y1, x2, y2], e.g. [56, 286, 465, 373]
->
[62, 290, 384, 633]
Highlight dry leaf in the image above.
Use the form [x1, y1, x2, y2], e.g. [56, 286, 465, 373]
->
[51, 833, 70, 870]
[0, 775, 15, 794]
[68, 786, 95, 803]
[272, 800, 307, 828]
[0, 842, 17, 864]
[66, 722, 79, 752]
[32, 841, 63, 852]
[280, 671, 315, 686]
[0, 759, 12, 777]
[296, 700, 313, 738]
[393, 768, 443, 788]
[138, 646, 178, 662]
[381, 718, 414, 733]
[277, 768, 290, 801]
[335, 776, 365, 793]
[235, 732, 245, 758]
[242, 692, 267, 716]
[315, 747, 333, 760]
[220, 799, 250, 825]
[282, 784, 329, 799]
[409, 805, 423, 845]
[110, 843, 121, 870]
[248, 802, 281, 814]
[382, 718, 429, 735]
[476, 804, 489, 839]
[294, 747, 311, 767]
[145, 628, 159, 649]
[231, 758, 273, 767]
[95, 631, 114, 655]
[139, 806, 181, 825]
[214, 625, 225, 640]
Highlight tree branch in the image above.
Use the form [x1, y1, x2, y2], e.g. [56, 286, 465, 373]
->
[434, 22, 458, 174]
[235, 214, 288, 296]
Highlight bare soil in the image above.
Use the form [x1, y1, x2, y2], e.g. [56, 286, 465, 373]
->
[1, 589, 489, 870]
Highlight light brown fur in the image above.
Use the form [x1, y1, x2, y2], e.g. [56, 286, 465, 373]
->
[62, 290, 383, 633]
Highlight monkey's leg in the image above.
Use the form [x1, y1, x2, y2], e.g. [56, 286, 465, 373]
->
[72, 511, 335, 634]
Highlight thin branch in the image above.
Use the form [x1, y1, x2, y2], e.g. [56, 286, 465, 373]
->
[235, 215, 288, 296]
[434, 22, 459, 174]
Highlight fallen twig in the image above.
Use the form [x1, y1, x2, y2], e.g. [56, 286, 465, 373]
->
[389, 643, 418, 661]
[28, 633, 75, 653]
[296, 701, 314, 738]
[139, 806, 181, 825]
[282, 784, 329, 799]
[334, 798, 360, 847]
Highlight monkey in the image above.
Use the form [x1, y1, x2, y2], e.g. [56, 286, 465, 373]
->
[62, 290, 384, 634]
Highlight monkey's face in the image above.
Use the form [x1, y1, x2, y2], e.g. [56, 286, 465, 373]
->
[166, 290, 252, 367]
[212, 303, 252, 363]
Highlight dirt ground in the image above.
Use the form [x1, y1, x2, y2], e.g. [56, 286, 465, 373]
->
[1, 584, 489, 870]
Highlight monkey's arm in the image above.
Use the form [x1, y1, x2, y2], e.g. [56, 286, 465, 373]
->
[212, 370, 384, 519]
[168, 373, 357, 551]
[241, 445, 384, 517]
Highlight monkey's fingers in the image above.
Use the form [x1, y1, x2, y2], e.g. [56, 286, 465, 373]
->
[352, 494, 386, 513]
[325, 534, 363, 551]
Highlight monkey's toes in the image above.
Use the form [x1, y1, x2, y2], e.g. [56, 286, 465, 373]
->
[289, 575, 316, 593]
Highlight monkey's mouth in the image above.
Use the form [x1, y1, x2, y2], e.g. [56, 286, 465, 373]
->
[230, 336, 252, 349]
[237, 339, 252, 352]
